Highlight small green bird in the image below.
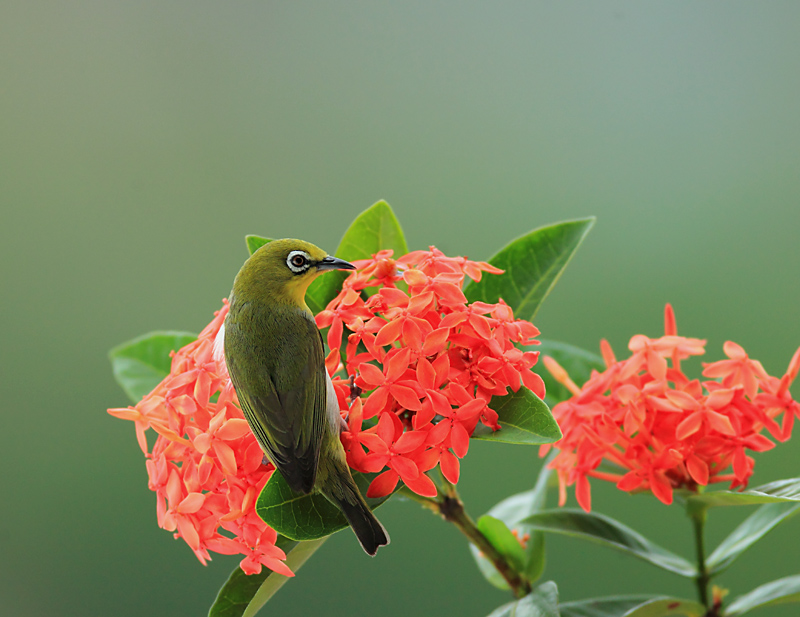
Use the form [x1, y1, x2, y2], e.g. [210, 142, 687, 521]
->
[220, 239, 389, 555]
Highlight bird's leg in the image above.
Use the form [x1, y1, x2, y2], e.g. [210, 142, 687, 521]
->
[348, 374, 362, 403]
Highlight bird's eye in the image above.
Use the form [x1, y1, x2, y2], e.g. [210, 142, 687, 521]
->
[286, 251, 311, 273]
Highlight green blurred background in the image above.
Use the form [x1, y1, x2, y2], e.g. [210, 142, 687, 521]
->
[2, 2, 799, 616]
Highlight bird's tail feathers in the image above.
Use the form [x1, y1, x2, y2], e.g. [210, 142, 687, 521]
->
[323, 474, 390, 556]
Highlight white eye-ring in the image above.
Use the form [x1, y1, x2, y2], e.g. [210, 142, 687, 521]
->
[286, 250, 312, 273]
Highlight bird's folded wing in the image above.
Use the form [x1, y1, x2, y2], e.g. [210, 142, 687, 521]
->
[227, 316, 327, 495]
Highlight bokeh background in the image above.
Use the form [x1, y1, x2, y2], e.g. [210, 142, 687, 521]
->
[2, 2, 799, 616]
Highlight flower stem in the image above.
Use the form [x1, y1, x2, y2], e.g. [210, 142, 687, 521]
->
[691, 509, 710, 609]
[400, 484, 532, 599]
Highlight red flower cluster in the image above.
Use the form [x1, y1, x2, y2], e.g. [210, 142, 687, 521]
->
[108, 306, 293, 577]
[316, 248, 545, 498]
[543, 305, 800, 512]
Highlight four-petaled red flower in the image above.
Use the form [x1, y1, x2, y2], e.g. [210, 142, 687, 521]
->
[542, 304, 800, 512]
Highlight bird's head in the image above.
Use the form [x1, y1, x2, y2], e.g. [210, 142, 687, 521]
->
[232, 238, 356, 308]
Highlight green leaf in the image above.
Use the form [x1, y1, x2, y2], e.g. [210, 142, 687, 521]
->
[109, 331, 197, 403]
[707, 502, 800, 575]
[620, 599, 706, 617]
[245, 235, 273, 255]
[536, 340, 605, 407]
[725, 575, 800, 616]
[477, 515, 527, 572]
[464, 218, 595, 322]
[306, 200, 409, 314]
[471, 387, 562, 445]
[471, 464, 552, 589]
[521, 509, 696, 577]
[208, 536, 326, 617]
[255, 469, 396, 541]
[686, 478, 800, 515]
[559, 596, 656, 617]
[488, 581, 560, 617]
[559, 596, 705, 617]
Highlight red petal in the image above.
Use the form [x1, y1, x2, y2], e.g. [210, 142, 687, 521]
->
[390, 384, 422, 411]
[426, 421, 451, 445]
[390, 455, 420, 480]
[367, 469, 399, 498]
[650, 472, 674, 505]
[358, 363, 386, 387]
[403, 472, 438, 498]
[676, 411, 703, 440]
[363, 387, 389, 418]
[576, 475, 592, 512]
[450, 422, 470, 458]
[521, 370, 546, 399]
[386, 348, 412, 382]
[423, 328, 451, 356]
[706, 410, 736, 436]
[394, 430, 428, 454]
[376, 412, 398, 444]
[686, 455, 709, 485]
[416, 358, 436, 391]
[375, 318, 404, 347]
[440, 451, 460, 484]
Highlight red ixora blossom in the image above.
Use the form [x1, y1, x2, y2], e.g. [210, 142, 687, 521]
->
[542, 304, 800, 512]
[109, 246, 545, 572]
[109, 305, 293, 577]
[317, 247, 545, 498]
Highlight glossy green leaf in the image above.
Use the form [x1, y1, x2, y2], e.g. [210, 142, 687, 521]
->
[521, 509, 696, 577]
[488, 581, 560, 617]
[536, 340, 605, 407]
[471, 465, 552, 589]
[245, 235, 273, 255]
[559, 596, 704, 617]
[472, 387, 562, 445]
[255, 469, 396, 541]
[707, 502, 800, 574]
[306, 200, 409, 314]
[477, 515, 526, 572]
[725, 575, 800, 616]
[464, 218, 595, 322]
[686, 478, 800, 515]
[109, 331, 197, 403]
[208, 537, 326, 617]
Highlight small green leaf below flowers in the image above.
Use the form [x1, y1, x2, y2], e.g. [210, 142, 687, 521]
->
[521, 509, 696, 578]
[477, 515, 527, 573]
[559, 596, 705, 617]
[471, 387, 562, 445]
[245, 235, 273, 255]
[471, 464, 552, 589]
[706, 501, 800, 575]
[464, 217, 595, 322]
[536, 339, 604, 407]
[109, 331, 198, 403]
[487, 581, 560, 617]
[255, 469, 396, 541]
[306, 200, 410, 314]
[725, 575, 800, 616]
[686, 477, 800, 515]
[208, 537, 326, 617]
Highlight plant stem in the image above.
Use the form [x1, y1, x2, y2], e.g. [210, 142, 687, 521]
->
[691, 509, 710, 609]
[400, 484, 532, 599]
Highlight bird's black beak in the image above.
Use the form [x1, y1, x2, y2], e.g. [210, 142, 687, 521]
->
[317, 255, 357, 271]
